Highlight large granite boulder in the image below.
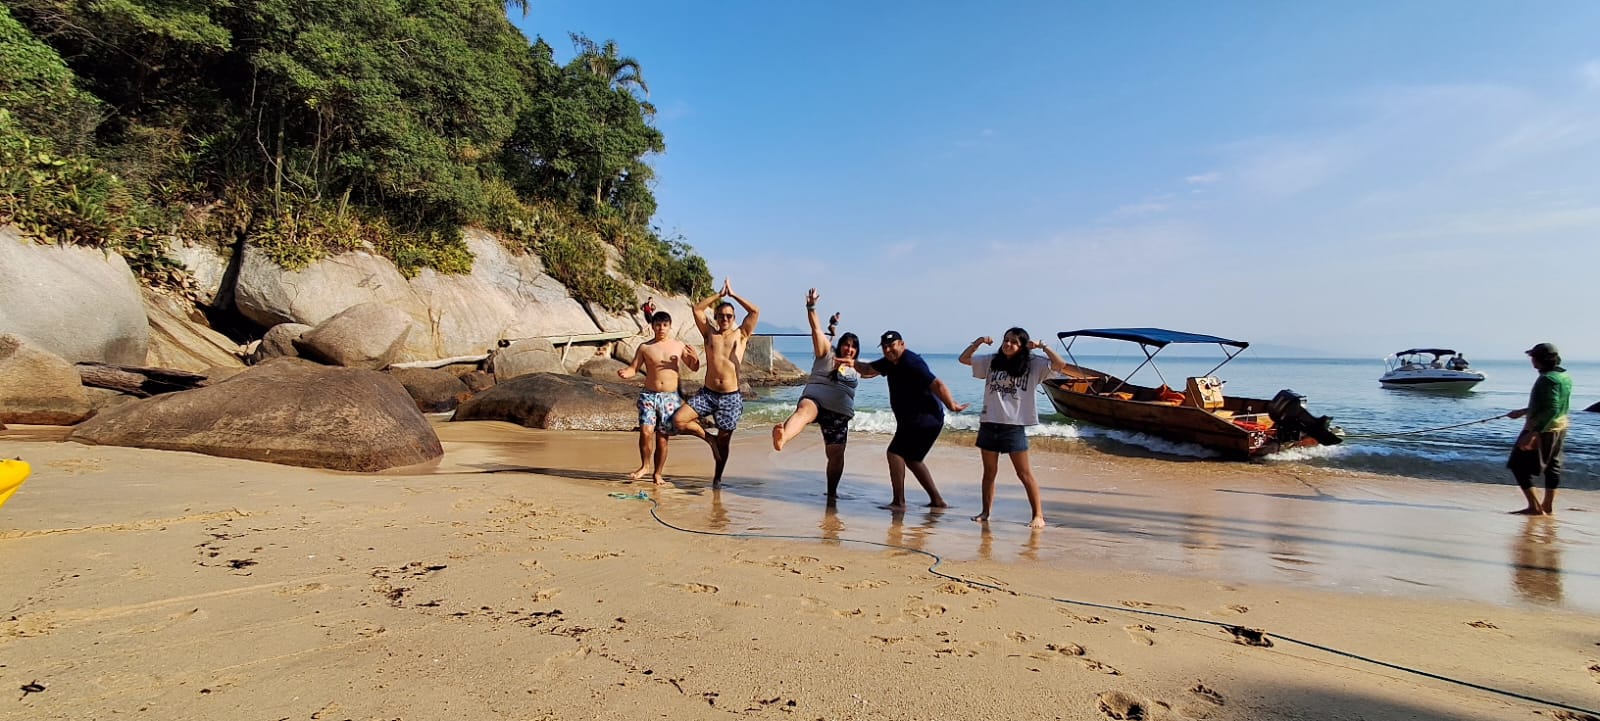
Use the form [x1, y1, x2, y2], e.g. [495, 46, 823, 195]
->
[453, 372, 639, 430]
[69, 358, 442, 471]
[576, 356, 629, 381]
[142, 289, 246, 372]
[387, 367, 470, 413]
[232, 232, 614, 361]
[165, 237, 231, 307]
[0, 227, 148, 364]
[0, 334, 92, 425]
[491, 337, 566, 380]
[294, 302, 412, 369]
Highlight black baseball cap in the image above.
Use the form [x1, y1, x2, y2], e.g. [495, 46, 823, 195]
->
[1525, 342, 1559, 358]
[879, 330, 903, 347]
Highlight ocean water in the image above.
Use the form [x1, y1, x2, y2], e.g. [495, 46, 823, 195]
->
[749, 344, 1599, 489]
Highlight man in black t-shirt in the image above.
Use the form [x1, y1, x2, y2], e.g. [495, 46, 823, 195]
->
[858, 330, 969, 510]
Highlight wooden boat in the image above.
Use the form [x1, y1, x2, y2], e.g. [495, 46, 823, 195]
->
[1041, 328, 1342, 460]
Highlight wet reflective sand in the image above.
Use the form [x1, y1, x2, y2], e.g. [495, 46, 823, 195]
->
[430, 420, 1600, 613]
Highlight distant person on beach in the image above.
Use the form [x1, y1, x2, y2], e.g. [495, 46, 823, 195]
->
[857, 330, 968, 510]
[673, 279, 759, 485]
[959, 328, 1069, 528]
[771, 289, 860, 498]
[617, 311, 699, 485]
[1506, 342, 1572, 515]
[641, 297, 656, 317]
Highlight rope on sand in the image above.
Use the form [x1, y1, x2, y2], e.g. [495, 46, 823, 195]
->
[1340, 413, 1511, 440]
[641, 496, 1598, 719]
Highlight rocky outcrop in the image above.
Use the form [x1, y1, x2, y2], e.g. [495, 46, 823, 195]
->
[491, 337, 566, 380]
[0, 334, 93, 425]
[0, 227, 148, 364]
[452, 372, 639, 431]
[388, 367, 470, 413]
[1587, 401, 1598, 413]
[294, 302, 412, 369]
[143, 289, 246, 372]
[69, 358, 442, 471]
[232, 231, 640, 361]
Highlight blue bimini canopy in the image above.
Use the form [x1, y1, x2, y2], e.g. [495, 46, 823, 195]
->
[1056, 327, 1249, 349]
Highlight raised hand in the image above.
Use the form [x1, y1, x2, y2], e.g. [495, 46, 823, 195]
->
[805, 288, 820, 306]
[721, 278, 732, 296]
[976, 336, 993, 346]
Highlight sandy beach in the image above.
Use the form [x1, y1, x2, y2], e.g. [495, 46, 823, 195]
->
[2, 422, 1597, 721]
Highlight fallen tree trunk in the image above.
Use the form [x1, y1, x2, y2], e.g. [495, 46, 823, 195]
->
[76, 363, 210, 398]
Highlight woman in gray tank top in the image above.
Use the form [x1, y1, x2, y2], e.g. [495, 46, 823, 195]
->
[771, 289, 859, 498]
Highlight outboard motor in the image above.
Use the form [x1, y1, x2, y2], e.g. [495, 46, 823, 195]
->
[1267, 389, 1343, 446]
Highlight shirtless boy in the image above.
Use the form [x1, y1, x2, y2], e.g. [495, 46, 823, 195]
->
[673, 279, 760, 485]
[617, 311, 700, 485]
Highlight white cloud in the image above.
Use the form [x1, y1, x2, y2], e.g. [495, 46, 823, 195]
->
[1583, 60, 1600, 90]
[1185, 171, 1221, 184]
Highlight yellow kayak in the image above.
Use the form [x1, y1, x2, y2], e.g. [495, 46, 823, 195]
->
[0, 458, 29, 510]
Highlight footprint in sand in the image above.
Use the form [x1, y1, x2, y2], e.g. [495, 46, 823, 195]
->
[1096, 691, 1153, 719]
[532, 588, 561, 601]
[832, 608, 865, 618]
[903, 602, 948, 619]
[674, 582, 718, 594]
[1046, 642, 1086, 656]
[1587, 662, 1600, 683]
[840, 579, 888, 590]
[1006, 631, 1030, 643]
[1081, 659, 1121, 676]
[1222, 604, 1248, 614]
[1124, 624, 1158, 646]
[1189, 682, 1225, 706]
[937, 582, 972, 595]
[1466, 619, 1499, 629]
[1057, 609, 1107, 624]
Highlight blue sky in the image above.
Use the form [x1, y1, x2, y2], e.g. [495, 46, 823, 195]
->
[514, 2, 1599, 358]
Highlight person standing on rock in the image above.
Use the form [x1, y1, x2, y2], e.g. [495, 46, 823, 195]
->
[617, 311, 699, 485]
[674, 279, 760, 485]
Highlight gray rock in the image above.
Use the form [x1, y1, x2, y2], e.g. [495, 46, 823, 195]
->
[0, 227, 148, 364]
[69, 358, 442, 472]
[249, 323, 312, 364]
[85, 387, 135, 415]
[453, 372, 639, 431]
[142, 289, 246, 372]
[165, 237, 231, 307]
[460, 370, 495, 393]
[0, 334, 92, 425]
[492, 337, 566, 381]
[387, 367, 470, 413]
[294, 302, 412, 369]
[577, 356, 629, 381]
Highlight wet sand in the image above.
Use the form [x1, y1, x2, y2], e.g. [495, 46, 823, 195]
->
[1, 422, 1597, 720]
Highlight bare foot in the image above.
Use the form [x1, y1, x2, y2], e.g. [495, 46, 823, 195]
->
[653, 474, 667, 486]
[926, 500, 949, 509]
[1029, 516, 1047, 529]
[879, 501, 907, 511]
[628, 466, 649, 481]
[971, 513, 989, 523]
[771, 424, 785, 452]
[1510, 507, 1545, 515]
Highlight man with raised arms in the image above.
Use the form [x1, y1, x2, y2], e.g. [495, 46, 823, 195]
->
[617, 311, 699, 485]
[673, 279, 760, 485]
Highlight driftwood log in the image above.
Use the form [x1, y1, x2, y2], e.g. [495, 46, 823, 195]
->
[76, 363, 210, 398]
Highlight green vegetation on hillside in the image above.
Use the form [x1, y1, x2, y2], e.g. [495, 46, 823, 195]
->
[0, 0, 711, 310]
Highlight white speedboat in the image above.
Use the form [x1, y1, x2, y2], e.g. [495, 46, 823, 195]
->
[1379, 348, 1486, 391]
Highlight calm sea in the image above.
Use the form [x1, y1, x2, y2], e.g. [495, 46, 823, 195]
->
[750, 343, 1599, 490]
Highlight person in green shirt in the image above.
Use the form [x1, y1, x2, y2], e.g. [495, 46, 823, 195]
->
[1506, 342, 1572, 515]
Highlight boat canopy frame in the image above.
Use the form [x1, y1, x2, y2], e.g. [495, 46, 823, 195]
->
[1055, 328, 1250, 394]
[1390, 348, 1458, 358]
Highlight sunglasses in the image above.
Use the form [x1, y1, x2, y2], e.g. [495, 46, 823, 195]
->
[715, 314, 735, 320]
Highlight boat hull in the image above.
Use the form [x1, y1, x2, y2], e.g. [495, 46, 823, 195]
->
[1042, 365, 1329, 460]
[1378, 370, 1485, 392]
